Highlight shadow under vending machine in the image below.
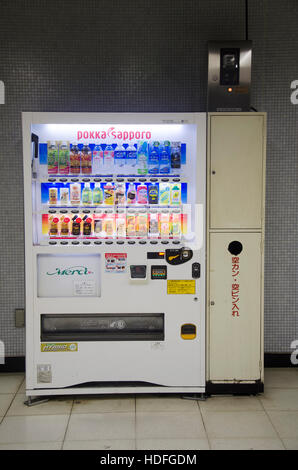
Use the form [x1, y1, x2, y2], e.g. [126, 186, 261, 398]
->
[22, 113, 206, 398]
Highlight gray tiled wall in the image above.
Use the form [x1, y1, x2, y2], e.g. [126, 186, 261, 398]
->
[0, 0, 297, 355]
[249, 0, 298, 352]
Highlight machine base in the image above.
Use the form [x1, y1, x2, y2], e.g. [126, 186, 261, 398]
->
[206, 380, 264, 395]
[26, 385, 205, 397]
[24, 396, 50, 407]
[182, 393, 207, 401]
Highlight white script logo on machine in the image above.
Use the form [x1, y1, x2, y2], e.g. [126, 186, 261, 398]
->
[46, 265, 93, 276]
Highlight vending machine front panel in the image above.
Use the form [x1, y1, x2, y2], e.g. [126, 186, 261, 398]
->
[23, 113, 206, 395]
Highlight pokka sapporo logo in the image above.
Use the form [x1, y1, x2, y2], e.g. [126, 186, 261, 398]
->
[77, 127, 152, 141]
[46, 265, 93, 276]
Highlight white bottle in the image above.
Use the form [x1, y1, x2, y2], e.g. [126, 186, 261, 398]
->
[114, 143, 126, 169]
[92, 144, 104, 174]
[104, 145, 114, 171]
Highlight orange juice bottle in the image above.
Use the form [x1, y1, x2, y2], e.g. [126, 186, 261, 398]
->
[49, 216, 59, 236]
[60, 216, 70, 236]
[81, 143, 92, 174]
[70, 143, 81, 174]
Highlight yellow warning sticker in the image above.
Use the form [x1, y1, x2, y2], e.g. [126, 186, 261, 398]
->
[41, 343, 78, 352]
[167, 280, 196, 295]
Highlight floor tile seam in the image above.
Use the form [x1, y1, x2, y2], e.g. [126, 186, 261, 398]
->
[200, 401, 286, 443]
[197, 399, 211, 449]
[62, 437, 136, 442]
[62, 398, 75, 445]
[0, 380, 22, 423]
[280, 437, 298, 450]
[256, 393, 287, 449]
[0, 440, 64, 447]
[72, 409, 136, 414]
[200, 409, 272, 414]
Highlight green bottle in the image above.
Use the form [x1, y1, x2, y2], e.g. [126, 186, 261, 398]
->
[82, 182, 92, 205]
[93, 183, 103, 205]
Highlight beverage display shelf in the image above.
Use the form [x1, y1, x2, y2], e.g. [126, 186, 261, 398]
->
[39, 205, 183, 213]
[39, 175, 185, 183]
[39, 238, 182, 246]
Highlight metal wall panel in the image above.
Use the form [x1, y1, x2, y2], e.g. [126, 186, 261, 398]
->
[209, 114, 265, 229]
[209, 232, 262, 381]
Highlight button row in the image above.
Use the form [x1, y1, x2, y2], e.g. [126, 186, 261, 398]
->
[47, 176, 181, 183]
[48, 207, 181, 213]
[48, 240, 181, 246]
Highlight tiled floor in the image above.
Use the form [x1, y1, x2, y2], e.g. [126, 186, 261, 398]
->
[0, 369, 298, 450]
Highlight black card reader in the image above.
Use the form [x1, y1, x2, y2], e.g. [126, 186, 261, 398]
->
[130, 265, 147, 279]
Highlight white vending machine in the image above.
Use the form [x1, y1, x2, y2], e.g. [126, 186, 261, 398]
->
[22, 112, 206, 398]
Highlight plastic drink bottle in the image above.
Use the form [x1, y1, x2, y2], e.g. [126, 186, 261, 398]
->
[94, 217, 103, 236]
[148, 184, 159, 204]
[58, 141, 70, 174]
[70, 183, 81, 205]
[160, 213, 170, 238]
[137, 213, 148, 237]
[81, 143, 92, 174]
[60, 216, 70, 236]
[116, 215, 126, 237]
[104, 145, 114, 171]
[92, 144, 104, 174]
[49, 216, 59, 235]
[137, 141, 148, 175]
[170, 183, 181, 205]
[170, 142, 181, 169]
[149, 213, 159, 237]
[137, 184, 148, 204]
[126, 214, 136, 237]
[93, 182, 103, 205]
[72, 216, 81, 236]
[70, 142, 81, 174]
[60, 187, 69, 205]
[127, 183, 136, 204]
[49, 187, 58, 205]
[126, 143, 137, 172]
[172, 212, 181, 238]
[104, 217, 114, 236]
[115, 183, 126, 205]
[104, 182, 115, 205]
[82, 182, 92, 205]
[159, 182, 171, 205]
[148, 141, 160, 174]
[114, 143, 126, 170]
[159, 141, 171, 174]
[47, 141, 58, 174]
[83, 216, 92, 236]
